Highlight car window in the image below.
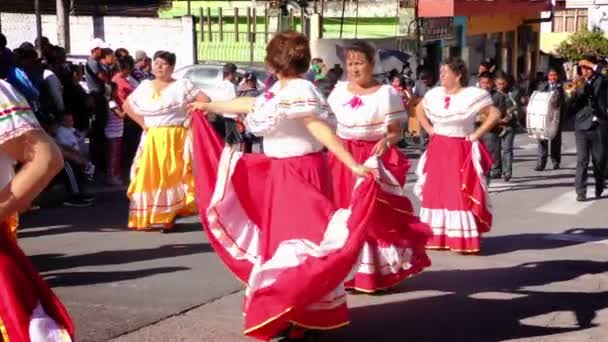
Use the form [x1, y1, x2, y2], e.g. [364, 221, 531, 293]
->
[185, 67, 220, 87]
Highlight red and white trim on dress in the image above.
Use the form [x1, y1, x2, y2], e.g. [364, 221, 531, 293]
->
[344, 157, 431, 292]
[414, 140, 493, 253]
[191, 114, 379, 341]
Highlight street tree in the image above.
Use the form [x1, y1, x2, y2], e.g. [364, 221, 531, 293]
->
[556, 27, 608, 61]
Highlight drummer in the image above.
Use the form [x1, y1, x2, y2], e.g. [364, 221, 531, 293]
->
[535, 67, 566, 171]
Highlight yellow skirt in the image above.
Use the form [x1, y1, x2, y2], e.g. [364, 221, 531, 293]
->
[127, 126, 197, 230]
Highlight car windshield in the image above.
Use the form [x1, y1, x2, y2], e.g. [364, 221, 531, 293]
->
[186, 67, 220, 88]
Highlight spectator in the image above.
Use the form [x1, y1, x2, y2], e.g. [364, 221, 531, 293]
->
[41, 47, 67, 118]
[109, 56, 137, 185]
[64, 64, 94, 135]
[469, 61, 492, 87]
[115, 48, 129, 58]
[0, 33, 13, 79]
[49, 114, 95, 207]
[85, 40, 113, 175]
[208, 63, 241, 146]
[7, 48, 41, 114]
[132, 51, 154, 82]
[237, 72, 262, 153]
[237, 72, 261, 97]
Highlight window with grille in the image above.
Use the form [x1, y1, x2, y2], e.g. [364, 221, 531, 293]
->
[553, 8, 588, 33]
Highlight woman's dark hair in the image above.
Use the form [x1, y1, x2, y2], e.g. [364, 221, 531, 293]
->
[265, 31, 310, 77]
[117, 55, 135, 71]
[153, 50, 177, 67]
[345, 40, 375, 63]
[442, 57, 469, 87]
[115, 48, 129, 58]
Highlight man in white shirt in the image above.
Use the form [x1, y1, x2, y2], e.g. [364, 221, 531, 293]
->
[209, 63, 242, 145]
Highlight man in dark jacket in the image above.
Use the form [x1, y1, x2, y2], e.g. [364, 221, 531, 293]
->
[478, 71, 508, 179]
[535, 67, 567, 171]
[570, 57, 608, 201]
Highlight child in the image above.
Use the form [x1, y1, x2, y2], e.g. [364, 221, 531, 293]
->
[56, 113, 95, 180]
[105, 82, 125, 185]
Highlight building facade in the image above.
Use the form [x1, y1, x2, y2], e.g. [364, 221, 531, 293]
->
[417, 0, 552, 79]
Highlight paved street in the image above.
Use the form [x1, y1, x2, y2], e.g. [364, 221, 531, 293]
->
[19, 132, 608, 342]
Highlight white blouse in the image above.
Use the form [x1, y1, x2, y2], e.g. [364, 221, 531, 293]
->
[0, 80, 42, 191]
[328, 82, 406, 141]
[245, 78, 331, 158]
[128, 78, 203, 127]
[422, 86, 492, 137]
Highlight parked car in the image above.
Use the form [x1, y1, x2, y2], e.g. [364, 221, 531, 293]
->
[173, 63, 268, 93]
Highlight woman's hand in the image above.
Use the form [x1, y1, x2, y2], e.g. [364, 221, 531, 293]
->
[467, 133, 479, 142]
[350, 164, 374, 178]
[371, 137, 390, 157]
[186, 101, 209, 114]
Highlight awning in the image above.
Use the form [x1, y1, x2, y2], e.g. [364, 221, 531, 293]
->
[418, 0, 553, 18]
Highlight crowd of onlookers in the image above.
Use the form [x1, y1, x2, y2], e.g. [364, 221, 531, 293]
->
[0, 33, 154, 208]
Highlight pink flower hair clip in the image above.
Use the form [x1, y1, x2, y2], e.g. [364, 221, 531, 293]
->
[264, 92, 275, 100]
[345, 96, 364, 109]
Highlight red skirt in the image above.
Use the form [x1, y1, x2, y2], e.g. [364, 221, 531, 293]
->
[414, 134, 493, 253]
[0, 222, 74, 341]
[327, 139, 431, 292]
[191, 114, 380, 340]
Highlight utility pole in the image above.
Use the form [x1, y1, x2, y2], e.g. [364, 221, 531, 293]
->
[35, 0, 43, 56]
[57, 0, 70, 51]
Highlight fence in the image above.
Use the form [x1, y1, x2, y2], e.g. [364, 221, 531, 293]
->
[195, 6, 308, 65]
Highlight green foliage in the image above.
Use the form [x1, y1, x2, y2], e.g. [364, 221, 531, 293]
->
[556, 28, 608, 61]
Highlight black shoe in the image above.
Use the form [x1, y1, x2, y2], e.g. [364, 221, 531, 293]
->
[503, 173, 512, 182]
[62, 198, 93, 208]
[534, 164, 546, 171]
[490, 173, 501, 179]
[78, 193, 95, 202]
[596, 185, 605, 198]
[553, 163, 560, 170]
[576, 193, 587, 202]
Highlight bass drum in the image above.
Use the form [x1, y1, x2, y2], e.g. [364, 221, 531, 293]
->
[526, 90, 560, 140]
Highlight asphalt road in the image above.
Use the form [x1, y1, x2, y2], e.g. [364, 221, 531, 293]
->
[19, 132, 608, 342]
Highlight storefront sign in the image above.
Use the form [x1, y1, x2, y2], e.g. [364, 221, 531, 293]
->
[419, 17, 455, 41]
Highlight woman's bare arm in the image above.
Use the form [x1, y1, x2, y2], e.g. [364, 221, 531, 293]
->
[415, 102, 434, 136]
[123, 100, 146, 129]
[470, 105, 500, 141]
[0, 130, 64, 217]
[301, 116, 370, 177]
[186, 97, 257, 115]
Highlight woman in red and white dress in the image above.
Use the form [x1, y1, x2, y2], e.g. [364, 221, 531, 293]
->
[187, 32, 386, 341]
[414, 57, 500, 253]
[0, 79, 74, 341]
[327, 41, 431, 293]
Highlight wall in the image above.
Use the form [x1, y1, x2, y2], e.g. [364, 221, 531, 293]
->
[162, 0, 407, 18]
[467, 13, 540, 36]
[1, 13, 196, 68]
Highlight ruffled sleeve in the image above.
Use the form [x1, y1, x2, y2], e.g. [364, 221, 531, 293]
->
[382, 85, 407, 124]
[276, 79, 330, 119]
[182, 78, 204, 103]
[421, 87, 439, 118]
[0, 80, 41, 146]
[127, 79, 152, 114]
[466, 87, 493, 116]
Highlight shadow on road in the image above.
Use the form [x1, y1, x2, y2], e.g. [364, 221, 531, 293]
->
[44, 267, 190, 287]
[29, 243, 213, 273]
[325, 259, 608, 342]
[480, 228, 608, 256]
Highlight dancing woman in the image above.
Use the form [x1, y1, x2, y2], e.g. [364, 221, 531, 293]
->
[0, 79, 74, 341]
[326, 41, 431, 293]
[187, 32, 391, 341]
[414, 57, 501, 254]
[124, 51, 210, 231]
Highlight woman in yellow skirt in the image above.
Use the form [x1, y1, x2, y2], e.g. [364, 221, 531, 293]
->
[124, 51, 209, 232]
